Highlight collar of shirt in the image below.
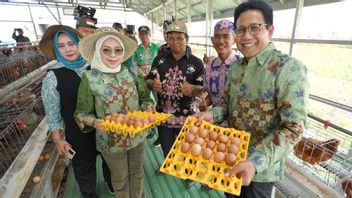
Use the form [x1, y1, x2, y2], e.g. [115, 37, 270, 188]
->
[213, 50, 240, 66]
[167, 45, 192, 60]
[239, 42, 275, 67]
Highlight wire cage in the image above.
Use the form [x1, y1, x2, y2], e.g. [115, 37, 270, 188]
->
[0, 43, 48, 88]
[288, 116, 352, 197]
[0, 74, 45, 179]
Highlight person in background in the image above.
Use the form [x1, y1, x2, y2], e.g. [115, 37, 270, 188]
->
[76, 16, 97, 37]
[157, 20, 172, 55]
[199, 19, 242, 191]
[196, 1, 309, 197]
[123, 25, 137, 68]
[12, 28, 30, 46]
[76, 17, 114, 194]
[146, 20, 204, 187]
[40, 25, 98, 198]
[75, 27, 154, 198]
[112, 22, 124, 33]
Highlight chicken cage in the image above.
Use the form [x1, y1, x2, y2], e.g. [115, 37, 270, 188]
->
[0, 44, 48, 88]
[287, 114, 352, 197]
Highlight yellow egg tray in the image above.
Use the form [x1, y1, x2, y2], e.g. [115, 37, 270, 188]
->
[160, 116, 250, 196]
[101, 111, 172, 138]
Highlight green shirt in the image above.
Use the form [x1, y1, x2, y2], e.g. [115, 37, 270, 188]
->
[74, 67, 154, 153]
[212, 43, 309, 182]
[132, 42, 159, 67]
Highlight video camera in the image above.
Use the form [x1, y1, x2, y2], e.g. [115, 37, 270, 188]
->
[74, 5, 97, 24]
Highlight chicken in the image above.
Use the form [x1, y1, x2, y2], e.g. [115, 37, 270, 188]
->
[293, 137, 340, 166]
[342, 177, 352, 198]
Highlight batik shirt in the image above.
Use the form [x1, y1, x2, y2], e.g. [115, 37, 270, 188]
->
[212, 43, 309, 182]
[204, 50, 242, 106]
[147, 47, 204, 128]
[41, 62, 89, 132]
[74, 67, 154, 153]
[132, 42, 159, 66]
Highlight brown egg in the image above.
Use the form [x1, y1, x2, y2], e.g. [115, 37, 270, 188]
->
[195, 137, 205, 146]
[134, 120, 143, 128]
[38, 155, 44, 161]
[202, 148, 212, 160]
[181, 142, 191, 153]
[219, 135, 229, 144]
[231, 137, 241, 145]
[190, 144, 202, 157]
[189, 125, 198, 134]
[225, 153, 237, 166]
[217, 143, 227, 152]
[111, 113, 118, 121]
[228, 144, 239, 154]
[213, 152, 225, 163]
[206, 140, 216, 150]
[148, 115, 156, 123]
[209, 131, 218, 141]
[32, 176, 41, 184]
[105, 115, 112, 120]
[185, 133, 195, 143]
[44, 154, 51, 161]
[115, 116, 123, 123]
[199, 129, 209, 138]
[142, 118, 150, 125]
[127, 119, 134, 127]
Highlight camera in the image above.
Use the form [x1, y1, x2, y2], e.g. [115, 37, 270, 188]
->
[74, 5, 97, 24]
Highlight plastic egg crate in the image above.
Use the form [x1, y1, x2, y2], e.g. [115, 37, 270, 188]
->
[101, 111, 171, 137]
[160, 116, 250, 195]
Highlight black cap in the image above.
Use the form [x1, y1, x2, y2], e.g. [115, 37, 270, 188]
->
[163, 20, 172, 31]
[113, 22, 123, 29]
[125, 25, 135, 34]
[138, 26, 150, 33]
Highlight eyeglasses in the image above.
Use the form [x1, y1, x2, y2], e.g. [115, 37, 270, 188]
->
[101, 47, 124, 56]
[235, 23, 268, 37]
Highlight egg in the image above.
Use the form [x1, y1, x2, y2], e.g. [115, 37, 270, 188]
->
[115, 116, 123, 123]
[38, 155, 44, 161]
[148, 115, 156, 123]
[134, 120, 143, 128]
[181, 142, 191, 153]
[185, 133, 195, 143]
[217, 143, 227, 152]
[190, 144, 202, 157]
[199, 129, 209, 138]
[213, 152, 225, 163]
[228, 144, 239, 154]
[142, 118, 150, 125]
[44, 154, 51, 161]
[209, 132, 218, 141]
[202, 148, 212, 160]
[231, 137, 241, 145]
[189, 125, 198, 134]
[105, 115, 112, 120]
[32, 176, 41, 184]
[225, 153, 237, 166]
[219, 135, 229, 144]
[206, 140, 216, 150]
[195, 137, 205, 146]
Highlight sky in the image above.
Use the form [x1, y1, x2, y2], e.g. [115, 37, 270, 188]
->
[0, 0, 351, 42]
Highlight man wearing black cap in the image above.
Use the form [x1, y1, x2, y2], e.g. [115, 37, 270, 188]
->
[132, 25, 159, 76]
[76, 16, 97, 37]
[157, 20, 171, 55]
[12, 28, 30, 46]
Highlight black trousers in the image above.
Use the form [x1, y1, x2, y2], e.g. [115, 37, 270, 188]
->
[158, 125, 181, 158]
[225, 182, 274, 198]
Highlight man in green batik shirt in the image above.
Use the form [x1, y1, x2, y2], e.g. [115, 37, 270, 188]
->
[132, 25, 159, 77]
[197, 1, 309, 197]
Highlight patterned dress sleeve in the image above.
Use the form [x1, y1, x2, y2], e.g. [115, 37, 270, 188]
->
[41, 71, 64, 132]
[248, 58, 308, 174]
[74, 73, 96, 133]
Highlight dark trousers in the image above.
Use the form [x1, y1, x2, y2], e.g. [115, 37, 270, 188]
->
[158, 125, 181, 158]
[71, 149, 97, 198]
[225, 182, 274, 198]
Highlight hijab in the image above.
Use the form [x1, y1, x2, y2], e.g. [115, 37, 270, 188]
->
[90, 35, 125, 73]
[53, 30, 86, 69]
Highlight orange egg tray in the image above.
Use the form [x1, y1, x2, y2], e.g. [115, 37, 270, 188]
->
[160, 116, 250, 196]
[101, 111, 172, 137]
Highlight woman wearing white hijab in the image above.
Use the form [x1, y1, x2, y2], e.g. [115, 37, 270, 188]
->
[74, 27, 154, 198]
